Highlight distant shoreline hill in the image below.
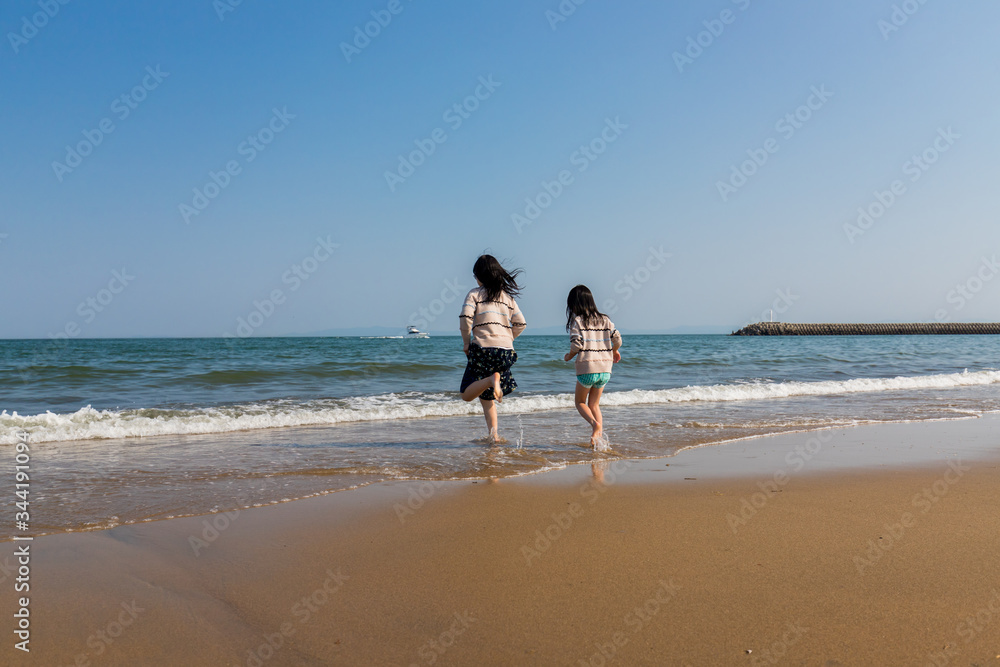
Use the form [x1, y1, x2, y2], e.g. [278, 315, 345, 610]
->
[732, 322, 1000, 336]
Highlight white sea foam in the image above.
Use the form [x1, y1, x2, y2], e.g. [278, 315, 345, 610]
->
[4, 369, 999, 444]
[600, 368, 1000, 406]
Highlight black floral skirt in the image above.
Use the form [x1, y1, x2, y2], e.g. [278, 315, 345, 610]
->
[460, 344, 517, 401]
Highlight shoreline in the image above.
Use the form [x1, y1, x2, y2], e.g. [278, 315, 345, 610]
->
[14, 410, 998, 540]
[11, 411, 999, 540]
[5, 415, 1000, 664]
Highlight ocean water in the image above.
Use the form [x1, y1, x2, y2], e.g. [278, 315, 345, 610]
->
[3, 334, 1000, 534]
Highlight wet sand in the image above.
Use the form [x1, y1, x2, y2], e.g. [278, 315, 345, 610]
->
[4, 416, 1000, 665]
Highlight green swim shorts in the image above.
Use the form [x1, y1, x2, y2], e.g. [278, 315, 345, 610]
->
[577, 372, 611, 388]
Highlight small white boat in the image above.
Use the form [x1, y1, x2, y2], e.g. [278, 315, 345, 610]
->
[406, 326, 430, 338]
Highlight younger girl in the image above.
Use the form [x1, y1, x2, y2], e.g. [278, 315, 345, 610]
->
[563, 285, 622, 447]
[459, 255, 527, 443]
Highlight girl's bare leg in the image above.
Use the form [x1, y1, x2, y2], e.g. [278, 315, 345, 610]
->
[588, 386, 605, 442]
[575, 382, 599, 435]
[462, 372, 502, 402]
[480, 397, 499, 441]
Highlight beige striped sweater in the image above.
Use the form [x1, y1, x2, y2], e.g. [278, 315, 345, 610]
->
[569, 314, 622, 375]
[459, 288, 527, 349]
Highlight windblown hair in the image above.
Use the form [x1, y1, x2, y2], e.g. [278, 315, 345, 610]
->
[566, 284, 607, 331]
[473, 254, 523, 302]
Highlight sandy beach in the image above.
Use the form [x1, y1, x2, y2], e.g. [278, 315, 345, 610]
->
[8, 1, 999, 664]
[5, 416, 1000, 666]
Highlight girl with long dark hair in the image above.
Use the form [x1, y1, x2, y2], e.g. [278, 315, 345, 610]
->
[458, 255, 527, 443]
[563, 285, 622, 448]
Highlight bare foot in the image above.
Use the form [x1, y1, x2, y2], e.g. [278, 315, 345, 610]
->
[473, 429, 507, 445]
[590, 424, 608, 451]
[591, 422, 602, 441]
[492, 372, 503, 403]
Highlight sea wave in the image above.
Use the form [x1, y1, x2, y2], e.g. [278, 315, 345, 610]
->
[3, 369, 999, 444]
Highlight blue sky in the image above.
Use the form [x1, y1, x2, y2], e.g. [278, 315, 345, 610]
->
[2, 0, 999, 338]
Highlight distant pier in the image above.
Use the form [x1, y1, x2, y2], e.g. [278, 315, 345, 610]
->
[731, 322, 1000, 336]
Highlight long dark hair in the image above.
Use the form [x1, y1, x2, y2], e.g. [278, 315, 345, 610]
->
[566, 284, 606, 331]
[473, 254, 522, 302]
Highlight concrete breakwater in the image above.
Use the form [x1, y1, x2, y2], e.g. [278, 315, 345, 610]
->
[731, 322, 1000, 336]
